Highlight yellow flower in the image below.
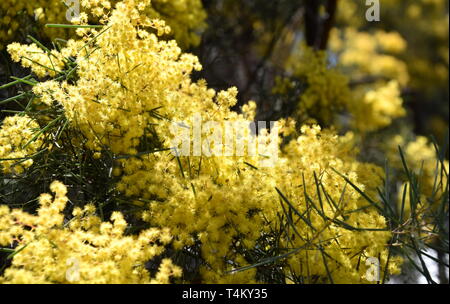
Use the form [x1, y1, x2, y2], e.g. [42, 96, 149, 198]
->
[0, 181, 181, 284]
[0, 115, 43, 175]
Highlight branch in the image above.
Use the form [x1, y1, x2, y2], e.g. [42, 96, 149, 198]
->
[319, 0, 338, 50]
[304, 0, 320, 48]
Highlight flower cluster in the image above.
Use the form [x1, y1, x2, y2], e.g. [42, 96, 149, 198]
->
[350, 81, 406, 132]
[0, 115, 42, 175]
[329, 28, 409, 87]
[284, 44, 351, 124]
[0, 181, 181, 284]
[7, 42, 66, 78]
[279, 44, 406, 132]
[277, 125, 403, 282]
[0, 0, 206, 50]
[334, 0, 448, 133]
[1, 0, 422, 284]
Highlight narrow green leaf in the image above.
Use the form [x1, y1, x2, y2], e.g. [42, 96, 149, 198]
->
[332, 168, 384, 213]
[275, 187, 316, 231]
[0, 75, 33, 90]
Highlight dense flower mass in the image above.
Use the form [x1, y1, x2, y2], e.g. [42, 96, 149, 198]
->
[330, 28, 409, 87]
[351, 80, 405, 132]
[283, 45, 352, 124]
[0, 0, 447, 284]
[276, 45, 406, 132]
[0, 0, 206, 49]
[0, 115, 42, 174]
[0, 181, 181, 283]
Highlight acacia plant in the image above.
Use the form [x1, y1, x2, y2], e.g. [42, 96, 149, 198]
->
[0, 0, 448, 284]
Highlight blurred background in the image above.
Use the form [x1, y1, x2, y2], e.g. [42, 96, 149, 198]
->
[190, 0, 449, 142]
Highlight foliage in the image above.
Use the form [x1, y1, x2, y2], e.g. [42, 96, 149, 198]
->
[0, 0, 448, 284]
